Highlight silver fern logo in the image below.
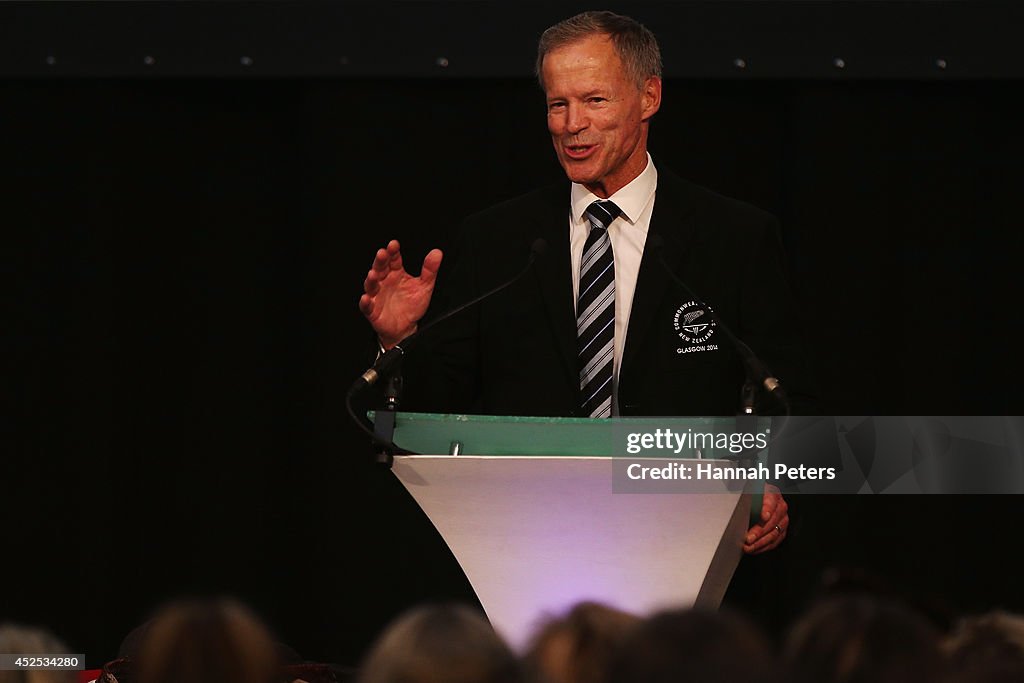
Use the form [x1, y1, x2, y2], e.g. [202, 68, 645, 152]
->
[673, 301, 717, 348]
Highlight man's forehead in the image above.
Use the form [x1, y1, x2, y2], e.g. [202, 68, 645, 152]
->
[544, 33, 619, 68]
[542, 35, 627, 93]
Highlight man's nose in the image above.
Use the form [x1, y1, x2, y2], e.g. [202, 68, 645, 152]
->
[566, 103, 588, 134]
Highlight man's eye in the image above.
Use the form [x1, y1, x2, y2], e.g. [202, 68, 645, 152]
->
[548, 102, 566, 111]
[588, 97, 607, 103]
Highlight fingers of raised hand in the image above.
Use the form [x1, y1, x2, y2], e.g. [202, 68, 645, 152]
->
[370, 240, 403, 272]
[358, 293, 374, 317]
[364, 268, 382, 295]
[386, 240, 404, 272]
[371, 247, 391, 271]
[419, 249, 444, 286]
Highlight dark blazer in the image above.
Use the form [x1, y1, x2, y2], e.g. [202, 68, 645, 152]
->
[402, 167, 815, 417]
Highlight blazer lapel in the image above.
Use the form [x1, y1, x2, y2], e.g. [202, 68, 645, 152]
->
[621, 172, 699, 383]
[524, 185, 580, 399]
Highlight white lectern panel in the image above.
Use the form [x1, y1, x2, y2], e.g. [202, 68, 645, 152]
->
[392, 455, 750, 649]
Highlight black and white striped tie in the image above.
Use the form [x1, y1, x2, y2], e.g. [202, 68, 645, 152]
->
[578, 200, 622, 418]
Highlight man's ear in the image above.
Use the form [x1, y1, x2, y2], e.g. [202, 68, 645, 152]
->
[641, 76, 662, 121]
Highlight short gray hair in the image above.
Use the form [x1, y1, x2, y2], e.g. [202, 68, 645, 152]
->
[536, 11, 663, 90]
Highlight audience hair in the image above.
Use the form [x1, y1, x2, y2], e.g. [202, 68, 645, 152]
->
[944, 611, 1024, 682]
[356, 603, 520, 683]
[0, 624, 76, 683]
[35, 593, 1024, 683]
[124, 598, 281, 683]
[524, 601, 639, 683]
[784, 594, 943, 683]
[607, 608, 779, 683]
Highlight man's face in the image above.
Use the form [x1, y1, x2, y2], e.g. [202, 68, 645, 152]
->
[542, 34, 661, 198]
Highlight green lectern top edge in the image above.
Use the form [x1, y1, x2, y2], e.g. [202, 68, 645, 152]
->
[369, 411, 771, 458]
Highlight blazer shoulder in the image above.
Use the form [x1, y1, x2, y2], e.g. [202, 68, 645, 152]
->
[459, 183, 565, 230]
[659, 168, 780, 238]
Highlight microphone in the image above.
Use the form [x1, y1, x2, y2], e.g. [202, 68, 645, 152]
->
[350, 237, 548, 396]
[645, 234, 788, 413]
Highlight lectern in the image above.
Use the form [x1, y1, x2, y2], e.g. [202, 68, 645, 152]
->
[384, 412, 768, 648]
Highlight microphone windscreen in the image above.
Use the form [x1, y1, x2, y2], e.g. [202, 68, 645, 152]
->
[530, 238, 549, 257]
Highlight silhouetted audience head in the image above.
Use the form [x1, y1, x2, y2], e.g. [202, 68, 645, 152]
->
[607, 608, 778, 683]
[115, 598, 282, 683]
[356, 604, 520, 683]
[814, 565, 954, 631]
[944, 611, 1024, 682]
[784, 595, 943, 683]
[0, 623, 77, 683]
[524, 602, 639, 683]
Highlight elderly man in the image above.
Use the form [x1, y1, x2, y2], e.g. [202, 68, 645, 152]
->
[359, 11, 811, 554]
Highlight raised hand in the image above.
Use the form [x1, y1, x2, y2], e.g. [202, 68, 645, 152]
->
[359, 240, 443, 348]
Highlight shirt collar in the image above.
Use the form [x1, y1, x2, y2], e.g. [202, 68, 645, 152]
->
[570, 153, 658, 226]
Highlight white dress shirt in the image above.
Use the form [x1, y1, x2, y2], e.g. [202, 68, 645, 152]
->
[570, 154, 658, 414]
